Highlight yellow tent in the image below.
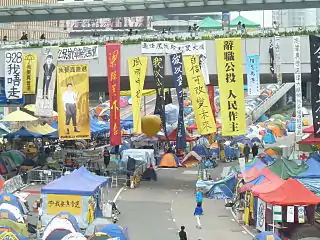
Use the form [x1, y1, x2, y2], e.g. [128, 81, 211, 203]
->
[27, 124, 56, 135]
[24, 104, 58, 117]
[0, 110, 37, 122]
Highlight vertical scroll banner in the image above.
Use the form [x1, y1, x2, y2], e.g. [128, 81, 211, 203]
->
[246, 55, 260, 96]
[35, 47, 58, 117]
[151, 56, 167, 135]
[5, 50, 23, 100]
[22, 53, 37, 95]
[57, 64, 90, 140]
[170, 53, 186, 148]
[106, 43, 122, 146]
[309, 35, 320, 137]
[293, 36, 302, 137]
[128, 56, 148, 134]
[274, 36, 282, 84]
[216, 38, 246, 136]
[183, 55, 216, 135]
[207, 86, 216, 121]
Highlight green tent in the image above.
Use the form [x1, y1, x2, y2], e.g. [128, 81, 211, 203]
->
[198, 17, 222, 30]
[268, 158, 308, 180]
[1, 150, 25, 166]
[230, 15, 260, 28]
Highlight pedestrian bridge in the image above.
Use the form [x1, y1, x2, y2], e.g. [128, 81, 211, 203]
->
[1, 0, 320, 23]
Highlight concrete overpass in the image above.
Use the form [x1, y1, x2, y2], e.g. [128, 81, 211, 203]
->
[1, 0, 320, 23]
[0, 35, 311, 92]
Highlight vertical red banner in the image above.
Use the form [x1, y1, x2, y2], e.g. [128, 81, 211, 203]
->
[106, 43, 121, 146]
[207, 86, 216, 121]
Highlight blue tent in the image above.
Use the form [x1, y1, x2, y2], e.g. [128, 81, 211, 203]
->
[192, 145, 208, 157]
[100, 224, 128, 240]
[263, 132, 276, 144]
[259, 154, 275, 166]
[287, 120, 296, 132]
[258, 114, 268, 122]
[207, 174, 236, 199]
[255, 232, 281, 240]
[0, 193, 25, 214]
[41, 167, 109, 196]
[293, 157, 320, 178]
[50, 121, 58, 129]
[0, 209, 19, 222]
[4, 127, 42, 139]
[121, 115, 133, 130]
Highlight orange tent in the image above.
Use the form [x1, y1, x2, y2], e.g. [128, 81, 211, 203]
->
[267, 124, 282, 137]
[158, 153, 179, 168]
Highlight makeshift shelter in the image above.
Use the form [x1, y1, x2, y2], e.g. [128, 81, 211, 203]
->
[181, 151, 201, 168]
[0, 219, 28, 236]
[192, 145, 209, 157]
[121, 149, 155, 168]
[4, 127, 42, 139]
[258, 179, 320, 205]
[0, 203, 24, 223]
[262, 132, 276, 144]
[198, 17, 222, 29]
[287, 120, 296, 132]
[0, 209, 21, 223]
[61, 232, 86, 240]
[0, 193, 26, 214]
[230, 15, 260, 28]
[0, 110, 37, 122]
[255, 232, 281, 240]
[92, 224, 128, 240]
[158, 153, 179, 168]
[0, 227, 28, 240]
[1, 150, 25, 166]
[269, 158, 308, 180]
[264, 147, 281, 157]
[42, 212, 81, 240]
[41, 167, 110, 228]
[207, 173, 236, 199]
[303, 125, 314, 133]
[298, 134, 320, 145]
[160, 129, 196, 142]
[27, 124, 57, 135]
[84, 218, 113, 236]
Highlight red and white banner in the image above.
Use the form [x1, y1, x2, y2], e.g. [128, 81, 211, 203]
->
[207, 86, 216, 121]
[106, 43, 121, 146]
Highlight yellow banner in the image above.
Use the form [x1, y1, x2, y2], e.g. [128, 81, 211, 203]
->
[47, 194, 82, 215]
[183, 55, 216, 135]
[216, 38, 246, 136]
[57, 64, 90, 140]
[128, 56, 148, 133]
[22, 53, 37, 94]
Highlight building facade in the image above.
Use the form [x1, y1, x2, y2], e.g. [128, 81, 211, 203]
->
[0, 0, 68, 41]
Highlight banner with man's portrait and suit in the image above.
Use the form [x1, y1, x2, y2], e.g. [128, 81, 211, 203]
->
[35, 47, 58, 117]
[57, 64, 90, 140]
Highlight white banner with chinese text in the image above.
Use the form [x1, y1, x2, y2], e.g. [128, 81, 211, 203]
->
[246, 55, 260, 96]
[57, 45, 99, 61]
[5, 50, 23, 99]
[274, 36, 282, 84]
[141, 41, 209, 84]
[293, 36, 302, 137]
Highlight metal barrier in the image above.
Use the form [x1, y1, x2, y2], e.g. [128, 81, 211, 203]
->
[27, 169, 63, 185]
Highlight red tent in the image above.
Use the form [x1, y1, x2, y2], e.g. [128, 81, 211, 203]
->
[186, 121, 221, 131]
[160, 129, 197, 142]
[298, 133, 320, 145]
[258, 179, 320, 206]
[303, 125, 314, 133]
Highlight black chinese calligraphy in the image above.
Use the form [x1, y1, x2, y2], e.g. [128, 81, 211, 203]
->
[5, 51, 23, 99]
[24, 54, 36, 93]
[58, 45, 98, 61]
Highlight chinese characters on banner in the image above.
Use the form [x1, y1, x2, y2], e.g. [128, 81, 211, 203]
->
[128, 56, 148, 133]
[151, 56, 168, 137]
[141, 41, 210, 85]
[293, 36, 302, 137]
[183, 55, 216, 135]
[57, 64, 90, 140]
[22, 53, 37, 94]
[274, 36, 282, 85]
[207, 86, 216, 121]
[309, 35, 320, 137]
[58, 45, 99, 61]
[170, 53, 186, 148]
[246, 55, 260, 96]
[35, 47, 58, 117]
[47, 194, 82, 215]
[5, 50, 23, 99]
[106, 43, 122, 146]
[216, 38, 246, 136]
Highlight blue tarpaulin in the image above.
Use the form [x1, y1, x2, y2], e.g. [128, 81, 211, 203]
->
[293, 157, 320, 178]
[4, 127, 42, 139]
[255, 232, 281, 240]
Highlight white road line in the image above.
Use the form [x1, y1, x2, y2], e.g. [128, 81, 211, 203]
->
[113, 186, 125, 202]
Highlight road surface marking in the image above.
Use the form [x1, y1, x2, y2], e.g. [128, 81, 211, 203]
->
[182, 170, 198, 175]
[113, 186, 125, 202]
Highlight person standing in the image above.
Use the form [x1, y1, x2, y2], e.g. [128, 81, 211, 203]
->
[103, 148, 110, 169]
[252, 143, 259, 158]
[42, 54, 56, 99]
[179, 226, 187, 240]
[196, 188, 203, 208]
[62, 83, 80, 134]
[194, 203, 203, 229]
[243, 143, 251, 162]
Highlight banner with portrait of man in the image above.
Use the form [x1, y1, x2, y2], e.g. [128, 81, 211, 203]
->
[35, 47, 58, 117]
[57, 64, 90, 140]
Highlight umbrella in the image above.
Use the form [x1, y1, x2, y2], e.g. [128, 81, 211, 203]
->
[24, 104, 58, 117]
[0, 110, 37, 122]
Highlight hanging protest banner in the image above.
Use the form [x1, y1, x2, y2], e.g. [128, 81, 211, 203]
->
[293, 36, 302, 138]
[309, 35, 320, 137]
[141, 41, 209, 84]
[22, 53, 37, 94]
[106, 43, 121, 146]
[35, 47, 58, 117]
[216, 38, 246, 136]
[207, 86, 216, 121]
[0, 78, 24, 105]
[256, 198, 266, 232]
[170, 53, 186, 148]
[57, 45, 99, 61]
[274, 36, 282, 84]
[183, 55, 216, 135]
[47, 194, 82, 215]
[57, 64, 90, 140]
[287, 206, 295, 222]
[128, 56, 148, 134]
[298, 206, 305, 223]
[5, 50, 23, 100]
[246, 55, 260, 96]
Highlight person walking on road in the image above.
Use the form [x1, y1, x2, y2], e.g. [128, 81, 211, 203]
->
[243, 143, 251, 162]
[194, 203, 203, 229]
[196, 188, 203, 208]
[103, 148, 110, 169]
[252, 143, 259, 158]
[179, 226, 187, 240]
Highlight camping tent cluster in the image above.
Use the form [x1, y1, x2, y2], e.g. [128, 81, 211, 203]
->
[0, 150, 26, 176]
